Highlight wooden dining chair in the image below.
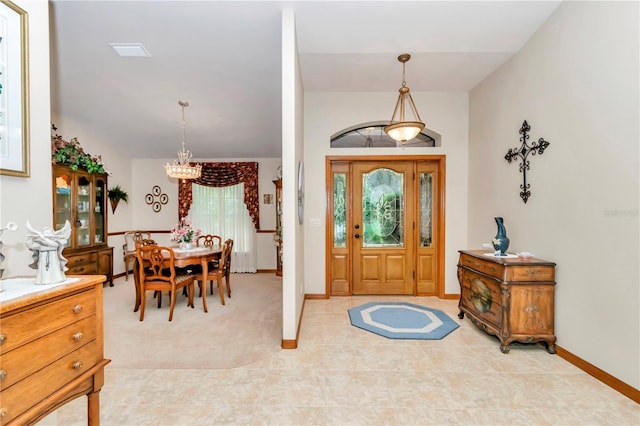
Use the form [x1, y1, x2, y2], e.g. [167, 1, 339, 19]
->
[197, 234, 222, 248]
[192, 234, 222, 296]
[222, 239, 233, 298]
[194, 240, 232, 306]
[132, 238, 158, 311]
[123, 230, 151, 281]
[136, 245, 195, 321]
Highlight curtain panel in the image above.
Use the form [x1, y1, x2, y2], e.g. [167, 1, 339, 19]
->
[178, 162, 260, 229]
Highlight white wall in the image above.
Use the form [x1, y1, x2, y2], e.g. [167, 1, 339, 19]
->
[469, 1, 639, 388]
[282, 9, 305, 342]
[303, 91, 469, 295]
[0, 0, 51, 277]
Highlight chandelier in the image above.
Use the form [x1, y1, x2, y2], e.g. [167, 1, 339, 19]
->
[165, 100, 202, 179]
[384, 54, 425, 143]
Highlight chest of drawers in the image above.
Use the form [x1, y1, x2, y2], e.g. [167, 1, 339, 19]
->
[0, 276, 110, 425]
[457, 250, 556, 354]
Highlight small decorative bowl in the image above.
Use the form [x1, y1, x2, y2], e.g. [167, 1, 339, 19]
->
[516, 251, 534, 260]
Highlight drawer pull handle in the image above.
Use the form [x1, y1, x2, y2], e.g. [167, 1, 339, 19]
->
[0, 333, 5, 345]
[73, 361, 84, 370]
[488, 266, 496, 272]
[0, 370, 6, 380]
[0, 408, 7, 418]
[73, 332, 84, 342]
[72, 304, 83, 314]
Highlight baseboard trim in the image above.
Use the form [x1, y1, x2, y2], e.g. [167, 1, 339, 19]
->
[281, 297, 307, 350]
[443, 293, 460, 300]
[305, 293, 328, 300]
[281, 339, 297, 349]
[256, 269, 277, 273]
[555, 345, 639, 403]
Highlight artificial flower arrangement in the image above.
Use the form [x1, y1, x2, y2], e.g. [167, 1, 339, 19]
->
[51, 124, 109, 174]
[170, 217, 201, 246]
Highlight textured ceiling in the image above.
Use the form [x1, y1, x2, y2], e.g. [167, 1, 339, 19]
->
[49, 1, 561, 159]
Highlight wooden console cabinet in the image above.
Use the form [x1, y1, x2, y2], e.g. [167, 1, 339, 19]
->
[457, 250, 556, 354]
[0, 276, 110, 425]
[53, 165, 113, 286]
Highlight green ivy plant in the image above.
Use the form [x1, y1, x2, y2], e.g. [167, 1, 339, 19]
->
[51, 124, 108, 174]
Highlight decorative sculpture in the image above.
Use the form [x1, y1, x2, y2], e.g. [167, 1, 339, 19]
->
[25, 221, 71, 284]
[504, 120, 550, 203]
[0, 222, 18, 291]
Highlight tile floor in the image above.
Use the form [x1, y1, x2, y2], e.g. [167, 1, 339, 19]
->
[47, 276, 638, 425]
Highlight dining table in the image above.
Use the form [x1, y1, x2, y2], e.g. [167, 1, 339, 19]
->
[132, 245, 222, 314]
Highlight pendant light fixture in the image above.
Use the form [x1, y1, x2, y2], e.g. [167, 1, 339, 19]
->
[384, 54, 425, 143]
[165, 100, 202, 179]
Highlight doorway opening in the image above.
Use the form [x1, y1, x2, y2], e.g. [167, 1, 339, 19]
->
[326, 155, 446, 297]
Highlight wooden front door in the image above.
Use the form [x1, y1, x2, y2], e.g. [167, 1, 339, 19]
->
[352, 161, 414, 294]
[327, 156, 444, 297]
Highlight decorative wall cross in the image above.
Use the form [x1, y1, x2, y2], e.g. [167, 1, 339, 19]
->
[504, 120, 550, 203]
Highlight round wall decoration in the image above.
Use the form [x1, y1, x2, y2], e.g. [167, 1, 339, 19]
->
[145, 186, 169, 212]
[297, 161, 304, 225]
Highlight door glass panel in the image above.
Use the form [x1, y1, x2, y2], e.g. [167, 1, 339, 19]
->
[77, 176, 91, 247]
[419, 172, 433, 247]
[333, 173, 347, 247]
[54, 172, 73, 248]
[94, 178, 105, 244]
[362, 168, 403, 247]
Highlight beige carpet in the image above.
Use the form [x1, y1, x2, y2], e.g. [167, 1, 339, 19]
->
[103, 273, 283, 369]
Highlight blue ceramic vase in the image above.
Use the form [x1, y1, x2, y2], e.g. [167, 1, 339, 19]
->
[492, 217, 510, 256]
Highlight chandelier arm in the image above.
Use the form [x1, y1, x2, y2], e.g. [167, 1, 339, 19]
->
[389, 94, 403, 123]
[406, 93, 422, 122]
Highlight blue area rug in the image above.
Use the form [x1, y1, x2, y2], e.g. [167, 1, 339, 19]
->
[348, 302, 459, 340]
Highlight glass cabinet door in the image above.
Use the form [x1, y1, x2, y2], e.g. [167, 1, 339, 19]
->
[54, 169, 73, 248]
[94, 177, 106, 245]
[76, 174, 92, 247]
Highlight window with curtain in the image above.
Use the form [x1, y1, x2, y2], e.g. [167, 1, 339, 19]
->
[190, 183, 257, 273]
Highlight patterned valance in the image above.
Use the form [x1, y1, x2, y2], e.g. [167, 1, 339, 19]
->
[178, 162, 260, 229]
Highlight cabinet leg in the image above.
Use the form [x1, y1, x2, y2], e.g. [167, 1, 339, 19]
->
[545, 342, 557, 354]
[457, 310, 465, 319]
[87, 390, 101, 426]
[499, 344, 511, 354]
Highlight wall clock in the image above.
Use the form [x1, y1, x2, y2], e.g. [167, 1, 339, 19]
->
[297, 161, 304, 225]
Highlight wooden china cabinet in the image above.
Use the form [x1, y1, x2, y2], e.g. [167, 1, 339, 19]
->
[273, 178, 283, 276]
[52, 165, 113, 286]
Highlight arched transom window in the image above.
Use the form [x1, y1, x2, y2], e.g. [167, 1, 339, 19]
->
[330, 121, 441, 148]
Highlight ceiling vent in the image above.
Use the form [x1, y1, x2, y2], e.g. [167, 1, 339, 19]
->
[109, 43, 151, 57]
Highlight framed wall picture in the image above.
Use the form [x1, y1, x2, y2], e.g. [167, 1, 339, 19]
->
[0, 0, 29, 177]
